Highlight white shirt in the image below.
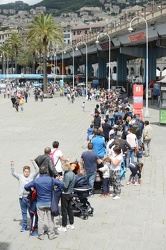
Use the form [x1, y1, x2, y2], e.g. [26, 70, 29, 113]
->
[110, 154, 122, 171]
[99, 164, 110, 178]
[126, 133, 137, 148]
[51, 149, 63, 173]
[106, 138, 114, 155]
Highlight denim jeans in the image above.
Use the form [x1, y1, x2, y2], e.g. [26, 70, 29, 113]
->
[128, 164, 138, 182]
[86, 171, 97, 189]
[19, 197, 30, 226]
[126, 148, 135, 168]
[143, 139, 151, 156]
[109, 118, 114, 127]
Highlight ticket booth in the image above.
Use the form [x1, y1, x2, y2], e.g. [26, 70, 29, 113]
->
[133, 84, 143, 120]
[159, 83, 166, 124]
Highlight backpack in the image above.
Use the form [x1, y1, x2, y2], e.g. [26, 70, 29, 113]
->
[131, 124, 140, 139]
[49, 149, 58, 165]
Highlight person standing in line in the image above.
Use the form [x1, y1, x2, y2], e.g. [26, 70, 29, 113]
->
[11, 160, 39, 232]
[35, 147, 58, 177]
[24, 165, 64, 240]
[98, 157, 111, 197]
[82, 124, 94, 148]
[93, 111, 101, 129]
[143, 120, 152, 157]
[102, 119, 112, 143]
[109, 146, 122, 200]
[58, 163, 75, 232]
[91, 129, 106, 159]
[126, 128, 138, 168]
[80, 142, 102, 196]
[51, 141, 70, 176]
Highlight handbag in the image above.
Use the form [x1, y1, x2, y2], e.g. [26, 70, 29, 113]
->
[134, 147, 138, 154]
[51, 178, 61, 217]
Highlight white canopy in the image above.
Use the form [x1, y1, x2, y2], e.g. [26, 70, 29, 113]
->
[158, 76, 166, 83]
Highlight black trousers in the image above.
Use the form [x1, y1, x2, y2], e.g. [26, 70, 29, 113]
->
[61, 193, 74, 227]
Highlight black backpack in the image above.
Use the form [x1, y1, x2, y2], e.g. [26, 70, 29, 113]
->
[131, 124, 140, 139]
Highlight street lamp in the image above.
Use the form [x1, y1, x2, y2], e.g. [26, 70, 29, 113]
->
[128, 17, 150, 118]
[76, 41, 88, 97]
[96, 33, 111, 92]
[62, 51, 64, 84]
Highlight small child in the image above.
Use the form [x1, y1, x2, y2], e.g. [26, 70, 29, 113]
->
[11, 160, 39, 232]
[126, 162, 143, 186]
[82, 101, 85, 111]
[98, 157, 110, 197]
[82, 124, 94, 148]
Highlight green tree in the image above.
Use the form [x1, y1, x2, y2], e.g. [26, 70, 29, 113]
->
[26, 13, 64, 92]
[17, 49, 34, 74]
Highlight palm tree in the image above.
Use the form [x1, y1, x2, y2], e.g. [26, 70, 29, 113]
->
[5, 32, 23, 74]
[17, 49, 34, 74]
[26, 13, 64, 92]
[0, 43, 13, 74]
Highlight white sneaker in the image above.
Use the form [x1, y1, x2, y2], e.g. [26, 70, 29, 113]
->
[66, 224, 74, 230]
[113, 196, 121, 200]
[58, 226, 67, 232]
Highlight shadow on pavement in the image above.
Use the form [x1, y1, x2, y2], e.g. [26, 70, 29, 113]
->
[0, 243, 10, 250]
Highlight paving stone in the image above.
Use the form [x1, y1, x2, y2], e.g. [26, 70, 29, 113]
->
[0, 93, 165, 249]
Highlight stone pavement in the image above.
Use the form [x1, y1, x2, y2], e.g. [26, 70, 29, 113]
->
[0, 93, 165, 250]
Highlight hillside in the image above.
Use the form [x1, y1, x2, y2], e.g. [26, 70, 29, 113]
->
[0, 0, 104, 16]
[33, 0, 104, 15]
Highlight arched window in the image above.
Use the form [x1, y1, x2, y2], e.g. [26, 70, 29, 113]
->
[130, 67, 134, 75]
[113, 66, 116, 73]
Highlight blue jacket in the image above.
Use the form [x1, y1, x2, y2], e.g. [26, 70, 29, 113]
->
[92, 135, 106, 158]
[24, 174, 64, 206]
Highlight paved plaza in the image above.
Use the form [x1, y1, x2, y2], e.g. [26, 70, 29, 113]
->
[0, 92, 165, 250]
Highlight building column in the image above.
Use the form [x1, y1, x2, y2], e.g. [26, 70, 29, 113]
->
[117, 53, 127, 87]
[98, 57, 107, 88]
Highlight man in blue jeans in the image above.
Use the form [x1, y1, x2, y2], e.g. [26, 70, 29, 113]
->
[80, 142, 102, 196]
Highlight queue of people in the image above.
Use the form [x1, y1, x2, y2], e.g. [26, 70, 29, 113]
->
[81, 88, 152, 199]
[10, 87, 153, 240]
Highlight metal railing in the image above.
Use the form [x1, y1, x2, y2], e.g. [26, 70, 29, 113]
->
[72, 4, 166, 45]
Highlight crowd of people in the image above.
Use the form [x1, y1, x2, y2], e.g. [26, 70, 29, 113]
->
[82, 88, 153, 199]
[10, 87, 153, 241]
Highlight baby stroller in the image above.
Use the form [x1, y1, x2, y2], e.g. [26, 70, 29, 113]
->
[71, 174, 94, 220]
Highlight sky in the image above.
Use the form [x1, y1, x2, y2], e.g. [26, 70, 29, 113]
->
[1, 0, 41, 5]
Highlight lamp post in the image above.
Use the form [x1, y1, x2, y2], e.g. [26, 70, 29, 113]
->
[72, 48, 75, 89]
[76, 41, 88, 97]
[53, 50, 56, 83]
[6, 53, 9, 84]
[96, 33, 111, 92]
[62, 51, 64, 84]
[128, 17, 150, 118]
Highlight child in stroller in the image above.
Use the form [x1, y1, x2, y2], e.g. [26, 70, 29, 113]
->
[71, 174, 94, 220]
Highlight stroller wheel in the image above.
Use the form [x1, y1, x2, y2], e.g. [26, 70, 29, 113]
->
[83, 215, 88, 220]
